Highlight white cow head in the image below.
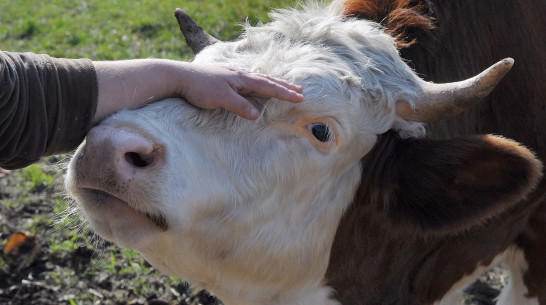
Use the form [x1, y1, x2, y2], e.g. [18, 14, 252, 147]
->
[65, 1, 521, 305]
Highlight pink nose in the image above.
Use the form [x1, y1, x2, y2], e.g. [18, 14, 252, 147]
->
[87, 125, 160, 168]
[74, 125, 163, 191]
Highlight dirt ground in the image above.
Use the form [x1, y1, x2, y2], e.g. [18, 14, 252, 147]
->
[0, 162, 506, 305]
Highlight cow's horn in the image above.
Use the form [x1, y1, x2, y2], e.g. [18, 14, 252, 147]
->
[174, 8, 219, 54]
[396, 58, 514, 122]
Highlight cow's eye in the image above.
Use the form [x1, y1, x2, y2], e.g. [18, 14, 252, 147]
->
[308, 123, 331, 142]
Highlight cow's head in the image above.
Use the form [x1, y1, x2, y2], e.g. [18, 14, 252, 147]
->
[65, 1, 542, 304]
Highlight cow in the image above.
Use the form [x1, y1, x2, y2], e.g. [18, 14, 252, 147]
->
[65, 0, 545, 304]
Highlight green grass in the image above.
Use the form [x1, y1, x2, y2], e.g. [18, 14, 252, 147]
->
[0, 0, 297, 60]
[20, 163, 55, 191]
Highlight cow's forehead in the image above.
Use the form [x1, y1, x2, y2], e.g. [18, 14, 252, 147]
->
[195, 38, 364, 96]
[194, 2, 420, 116]
[188, 1, 429, 145]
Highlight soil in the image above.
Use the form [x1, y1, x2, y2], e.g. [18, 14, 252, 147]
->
[0, 163, 507, 305]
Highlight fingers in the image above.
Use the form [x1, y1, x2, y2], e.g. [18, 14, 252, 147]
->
[234, 72, 304, 103]
[221, 71, 305, 120]
[180, 64, 304, 121]
[257, 74, 303, 94]
[222, 91, 260, 120]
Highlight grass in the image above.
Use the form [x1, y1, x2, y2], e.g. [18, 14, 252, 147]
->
[0, 0, 297, 303]
[20, 164, 55, 192]
[0, 0, 297, 60]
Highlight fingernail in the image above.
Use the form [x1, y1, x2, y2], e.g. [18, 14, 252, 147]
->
[250, 108, 260, 119]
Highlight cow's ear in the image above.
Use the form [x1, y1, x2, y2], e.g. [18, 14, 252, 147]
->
[343, 0, 435, 48]
[359, 131, 543, 234]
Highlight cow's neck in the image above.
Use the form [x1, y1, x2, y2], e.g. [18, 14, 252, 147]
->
[323, 131, 445, 304]
[325, 198, 435, 304]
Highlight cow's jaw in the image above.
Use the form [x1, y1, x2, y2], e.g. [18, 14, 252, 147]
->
[132, 172, 359, 305]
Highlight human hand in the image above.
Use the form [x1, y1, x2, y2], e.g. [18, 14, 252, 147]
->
[94, 59, 304, 123]
[178, 64, 304, 120]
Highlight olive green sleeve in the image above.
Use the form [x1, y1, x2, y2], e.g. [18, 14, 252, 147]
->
[0, 51, 98, 169]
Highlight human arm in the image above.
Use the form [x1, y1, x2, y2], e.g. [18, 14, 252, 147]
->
[0, 51, 97, 169]
[0, 52, 303, 169]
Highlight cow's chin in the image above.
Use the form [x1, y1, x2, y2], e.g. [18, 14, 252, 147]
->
[74, 188, 168, 249]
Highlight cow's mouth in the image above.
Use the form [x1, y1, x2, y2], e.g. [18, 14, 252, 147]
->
[83, 189, 169, 231]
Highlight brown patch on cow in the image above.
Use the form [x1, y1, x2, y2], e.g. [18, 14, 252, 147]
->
[397, 1, 546, 298]
[343, 0, 435, 48]
[326, 130, 543, 304]
[363, 131, 542, 233]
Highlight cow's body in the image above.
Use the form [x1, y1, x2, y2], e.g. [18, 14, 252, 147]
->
[65, 1, 545, 305]
[327, 1, 546, 304]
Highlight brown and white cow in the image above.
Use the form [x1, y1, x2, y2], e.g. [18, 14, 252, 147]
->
[65, 0, 545, 304]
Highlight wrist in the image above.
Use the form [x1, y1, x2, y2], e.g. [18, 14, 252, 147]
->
[93, 59, 187, 123]
[159, 59, 192, 100]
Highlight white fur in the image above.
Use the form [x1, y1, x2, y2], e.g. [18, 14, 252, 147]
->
[496, 249, 539, 305]
[433, 250, 508, 305]
[434, 247, 539, 305]
[67, 1, 435, 304]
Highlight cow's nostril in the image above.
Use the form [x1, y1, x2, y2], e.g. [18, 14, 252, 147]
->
[125, 152, 154, 168]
